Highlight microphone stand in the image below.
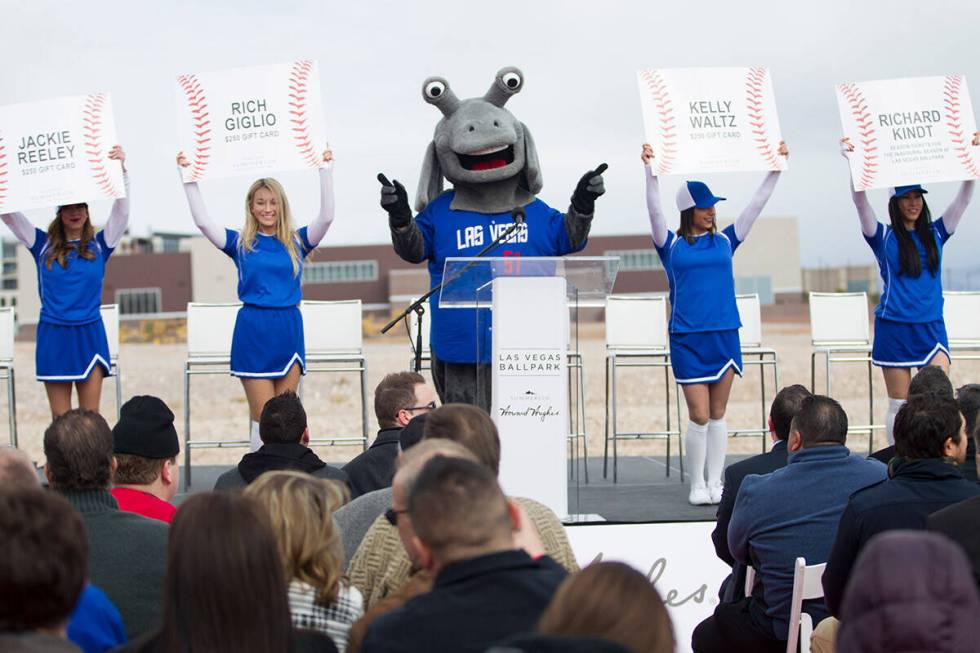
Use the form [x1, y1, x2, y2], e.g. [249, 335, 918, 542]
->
[382, 210, 526, 373]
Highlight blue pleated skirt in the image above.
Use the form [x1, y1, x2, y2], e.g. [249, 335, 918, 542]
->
[36, 320, 112, 382]
[230, 305, 305, 378]
[670, 329, 743, 385]
[872, 317, 949, 368]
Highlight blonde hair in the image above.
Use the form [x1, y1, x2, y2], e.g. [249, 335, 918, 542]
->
[240, 178, 303, 276]
[245, 471, 348, 605]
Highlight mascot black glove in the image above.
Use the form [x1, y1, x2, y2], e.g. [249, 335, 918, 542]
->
[570, 163, 608, 215]
[378, 173, 413, 230]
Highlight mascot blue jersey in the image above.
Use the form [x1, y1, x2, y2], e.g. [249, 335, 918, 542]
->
[31, 228, 113, 325]
[655, 224, 743, 334]
[864, 218, 950, 323]
[417, 191, 584, 363]
[222, 227, 313, 307]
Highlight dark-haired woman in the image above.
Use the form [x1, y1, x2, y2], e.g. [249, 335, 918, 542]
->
[642, 142, 788, 505]
[842, 134, 979, 445]
[0, 145, 127, 418]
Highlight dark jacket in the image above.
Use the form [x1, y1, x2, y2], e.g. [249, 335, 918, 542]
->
[60, 490, 168, 639]
[116, 629, 338, 653]
[823, 458, 980, 616]
[868, 444, 895, 466]
[489, 635, 635, 653]
[341, 428, 401, 498]
[213, 442, 348, 491]
[928, 494, 980, 593]
[836, 531, 980, 653]
[360, 550, 567, 653]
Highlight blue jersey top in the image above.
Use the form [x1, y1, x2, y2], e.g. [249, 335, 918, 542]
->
[222, 227, 313, 307]
[417, 192, 583, 363]
[30, 228, 113, 325]
[864, 218, 949, 323]
[655, 224, 742, 334]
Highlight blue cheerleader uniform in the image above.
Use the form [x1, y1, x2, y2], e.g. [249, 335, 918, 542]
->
[30, 229, 113, 382]
[223, 227, 313, 378]
[655, 224, 744, 384]
[866, 219, 951, 367]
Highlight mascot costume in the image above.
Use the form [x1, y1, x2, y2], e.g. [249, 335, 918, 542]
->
[379, 66, 607, 411]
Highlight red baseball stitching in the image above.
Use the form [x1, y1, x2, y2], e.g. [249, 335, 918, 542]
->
[288, 60, 320, 168]
[0, 132, 8, 211]
[839, 82, 878, 190]
[82, 93, 121, 198]
[943, 75, 980, 178]
[639, 70, 675, 175]
[177, 74, 212, 181]
[745, 67, 780, 170]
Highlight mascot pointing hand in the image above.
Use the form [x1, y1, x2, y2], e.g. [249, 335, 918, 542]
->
[380, 66, 606, 411]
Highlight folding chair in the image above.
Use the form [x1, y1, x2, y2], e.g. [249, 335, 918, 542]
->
[732, 294, 780, 451]
[0, 307, 17, 447]
[808, 292, 878, 451]
[300, 300, 369, 451]
[183, 302, 242, 488]
[100, 304, 122, 420]
[786, 557, 826, 653]
[943, 291, 980, 362]
[602, 295, 683, 482]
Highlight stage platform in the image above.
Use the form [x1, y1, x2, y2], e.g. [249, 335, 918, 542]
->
[177, 454, 760, 523]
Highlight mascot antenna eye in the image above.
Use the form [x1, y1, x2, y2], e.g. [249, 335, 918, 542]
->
[502, 72, 521, 89]
[425, 81, 446, 99]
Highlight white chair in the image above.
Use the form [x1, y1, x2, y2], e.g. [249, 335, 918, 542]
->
[99, 304, 122, 420]
[0, 307, 17, 447]
[786, 557, 826, 653]
[943, 291, 980, 361]
[808, 292, 878, 451]
[602, 295, 683, 483]
[732, 294, 780, 452]
[300, 300, 369, 451]
[183, 302, 242, 488]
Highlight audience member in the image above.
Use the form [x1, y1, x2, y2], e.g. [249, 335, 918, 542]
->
[118, 492, 338, 653]
[836, 531, 980, 653]
[214, 391, 348, 491]
[823, 394, 980, 616]
[348, 404, 578, 609]
[955, 383, 980, 481]
[44, 410, 168, 638]
[343, 372, 434, 497]
[246, 471, 362, 652]
[692, 395, 887, 653]
[398, 412, 428, 452]
[0, 446, 39, 486]
[535, 561, 675, 653]
[111, 396, 180, 523]
[711, 384, 811, 600]
[869, 365, 954, 465]
[0, 487, 87, 652]
[488, 635, 634, 653]
[360, 456, 568, 653]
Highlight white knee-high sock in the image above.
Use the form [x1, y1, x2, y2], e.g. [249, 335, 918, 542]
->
[685, 421, 708, 488]
[885, 399, 905, 447]
[706, 418, 729, 486]
[249, 420, 262, 452]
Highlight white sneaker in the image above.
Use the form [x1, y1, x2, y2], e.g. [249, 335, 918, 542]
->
[708, 482, 724, 505]
[689, 484, 712, 506]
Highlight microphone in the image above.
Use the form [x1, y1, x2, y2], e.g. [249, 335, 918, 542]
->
[511, 206, 526, 224]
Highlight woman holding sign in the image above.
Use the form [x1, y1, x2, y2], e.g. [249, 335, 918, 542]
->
[641, 142, 788, 505]
[0, 146, 128, 418]
[177, 148, 334, 450]
[842, 134, 978, 446]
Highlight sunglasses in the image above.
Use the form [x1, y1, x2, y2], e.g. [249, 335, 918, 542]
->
[385, 507, 408, 526]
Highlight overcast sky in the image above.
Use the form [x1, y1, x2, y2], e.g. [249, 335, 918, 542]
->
[3, 0, 979, 267]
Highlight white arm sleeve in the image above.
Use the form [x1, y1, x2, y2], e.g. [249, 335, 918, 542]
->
[940, 179, 974, 234]
[0, 212, 37, 248]
[850, 179, 878, 238]
[733, 171, 781, 242]
[305, 165, 335, 247]
[182, 181, 226, 249]
[102, 171, 131, 248]
[645, 166, 669, 248]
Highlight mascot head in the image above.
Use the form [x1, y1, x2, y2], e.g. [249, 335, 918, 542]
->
[415, 66, 542, 211]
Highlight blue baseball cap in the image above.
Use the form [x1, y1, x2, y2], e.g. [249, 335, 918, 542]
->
[892, 184, 928, 198]
[676, 181, 726, 211]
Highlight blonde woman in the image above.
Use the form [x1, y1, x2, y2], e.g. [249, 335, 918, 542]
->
[245, 470, 363, 652]
[178, 149, 334, 448]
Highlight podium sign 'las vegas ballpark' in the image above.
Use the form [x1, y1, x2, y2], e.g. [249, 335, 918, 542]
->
[176, 60, 327, 182]
[836, 75, 980, 190]
[637, 67, 788, 175]
[0, 94, 125, 213]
